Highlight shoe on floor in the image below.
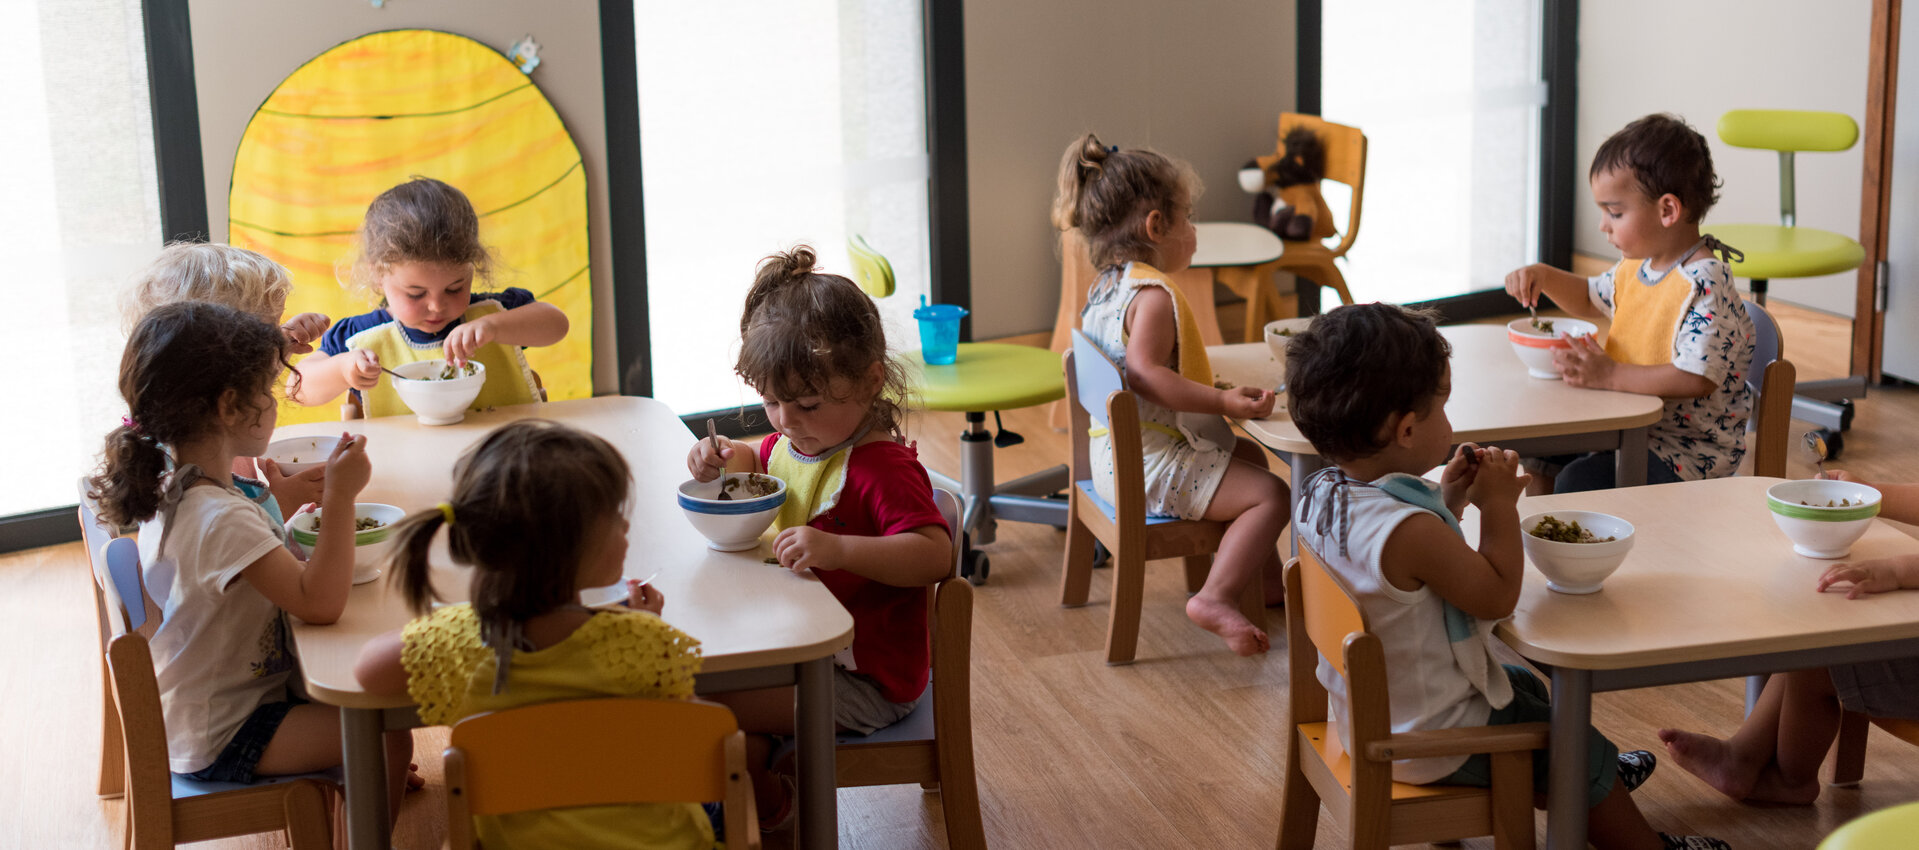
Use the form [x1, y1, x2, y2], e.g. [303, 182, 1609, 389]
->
[1661, 833, 1731, 850]
[1617, 749, 1657, 792]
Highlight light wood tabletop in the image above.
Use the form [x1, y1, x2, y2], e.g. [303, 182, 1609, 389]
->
[1191, 221, 1284, 268]
[1210, 324, 1666, 456]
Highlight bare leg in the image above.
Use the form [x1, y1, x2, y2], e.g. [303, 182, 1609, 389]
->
[710, 687, 798, 822]
[1582, 781, 1666, 850]
[1657, 668, 1833, 804]
[256, 704, 418, 829]
[1193, 442, 1291, 656]
[1227, 439, 1289, 605]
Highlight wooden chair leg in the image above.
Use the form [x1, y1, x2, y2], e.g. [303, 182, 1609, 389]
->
[1182, 555, 1210, 594]
[281, 781, 334, 849]
[936, 754, 988, 850]
[1060, 509, 1097, 607]
[1274, 737, 1322, 850]
[1488, 750, 1534, 850]
[1294, 260, 1355, 307]
[1830, 709, 1871, 786]
[1104, 548, 1146, 665]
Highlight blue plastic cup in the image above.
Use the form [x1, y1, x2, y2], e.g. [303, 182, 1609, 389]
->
[913, 303, 968, 365]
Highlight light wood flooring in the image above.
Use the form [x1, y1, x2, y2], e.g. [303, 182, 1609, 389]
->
[5, 298, 1917, 849]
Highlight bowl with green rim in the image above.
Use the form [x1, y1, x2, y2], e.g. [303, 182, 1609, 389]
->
[1767, 479, 1882, 559]
[285, 502, 406, 583]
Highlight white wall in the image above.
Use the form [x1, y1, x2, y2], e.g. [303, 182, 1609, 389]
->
[185, 0, 618, 393]
[1576, 0, 1871, 317]
[964, 0, 1297, 339]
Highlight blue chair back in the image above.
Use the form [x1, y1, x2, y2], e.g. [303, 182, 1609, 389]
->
[1071, 330, 1125, 430]
[104, 537, 147, 633]
[1747, 301, 1781, 399]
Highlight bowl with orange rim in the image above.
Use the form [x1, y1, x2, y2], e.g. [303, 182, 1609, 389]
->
[1507, 317, 1599, 379]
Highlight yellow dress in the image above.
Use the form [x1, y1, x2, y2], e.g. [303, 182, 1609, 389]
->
[402, 604, 714, 849]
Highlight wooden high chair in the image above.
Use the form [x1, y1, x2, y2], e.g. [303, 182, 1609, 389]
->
[1061, 331, 1261, 665]
[1229, 113, 1364, 340]
[1275, 545, 1547, 850]
[444, 697, 760, 850]
[833, 489, 987, 849]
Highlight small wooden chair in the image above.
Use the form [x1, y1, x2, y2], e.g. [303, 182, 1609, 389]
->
[1276, 545, 1547, 850]
[78, 478, 137, 800]
[835, 488, 987, 849]
[444, 697, 760, 850]
[1745, 302, 1798, 478]
[100, 536, 336, 849]
[1229, 113, 1364, 338]
[1061, 330, 1261, 665]
[1830, 712, 1919, 787]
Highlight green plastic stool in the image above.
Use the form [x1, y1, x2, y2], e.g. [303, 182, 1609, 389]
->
[1818, 801, 1919, 850]
[902, 343, 1069, 584]
[1716, 109, 1868, 438]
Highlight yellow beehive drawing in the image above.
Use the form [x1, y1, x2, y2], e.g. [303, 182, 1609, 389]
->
[230, 29, 592, 425]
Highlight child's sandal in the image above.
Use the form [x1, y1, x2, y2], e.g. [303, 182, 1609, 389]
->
[1616, 749, 1657, 792]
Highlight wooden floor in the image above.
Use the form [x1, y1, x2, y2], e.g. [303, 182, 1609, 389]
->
[7, 298, 1918, 849]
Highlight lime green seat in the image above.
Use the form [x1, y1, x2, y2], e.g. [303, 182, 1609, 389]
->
[1707, 223, 1865, 281]
[1818, 801, 1919, 850]
[903, 344, 1067, 412]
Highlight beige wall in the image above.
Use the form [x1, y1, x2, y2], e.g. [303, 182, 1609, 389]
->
[1576, 0, 1871, 317]
[963, 0, 1297, 339]
[185, 0, 619, 393]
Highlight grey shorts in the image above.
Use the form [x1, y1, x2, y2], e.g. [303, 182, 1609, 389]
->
[834, 667, 919, 735]
[1831, 657, 1919, 719]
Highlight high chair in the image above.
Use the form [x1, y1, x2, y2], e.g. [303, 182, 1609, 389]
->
[1229, 113, 1364, 339]
[443, 696, 760, 850]
[834, 488, 987, 850]
[99, 538, 338, 849]
[1714, 109, 1869, 442]
[1275, 546, 1547, 850]
[1061, 330, 1263, 665]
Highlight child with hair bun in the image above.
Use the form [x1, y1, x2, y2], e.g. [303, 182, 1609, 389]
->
[1053, 132, 1292, 656]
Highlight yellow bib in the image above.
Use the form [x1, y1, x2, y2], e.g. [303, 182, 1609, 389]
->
[1603, 258, 1693, 368]
[766, 435, 852, 532]
[345, 300, 542, 418]
[1126, 262, 1214, 382]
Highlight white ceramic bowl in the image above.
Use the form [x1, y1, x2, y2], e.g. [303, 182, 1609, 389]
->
[1521, 510, 1635, 594]
[286, 502, 407, 584]
[391, 359, 487, 425]
[1766, 479, 1883, 559]
[1264, 317, 1315, 362]
[678, 473, 788, 551]
[262, 435, 336, 476]
[1507, 317, 1600, 380]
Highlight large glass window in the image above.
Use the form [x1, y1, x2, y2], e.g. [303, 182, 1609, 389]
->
[0, 0, 160, 517]
[1321, 0, 1544, 304]
[637, 0, 931, 416]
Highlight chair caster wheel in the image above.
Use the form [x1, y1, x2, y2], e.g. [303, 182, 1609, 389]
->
[1092, 540, 1110, 569]
[963, 549, 990, 586]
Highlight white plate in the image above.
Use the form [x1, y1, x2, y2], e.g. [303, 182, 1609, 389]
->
[352, 568, 382, 586]
[578, 583, 629, 609]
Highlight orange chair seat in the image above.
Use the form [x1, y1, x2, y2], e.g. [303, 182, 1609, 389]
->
[1298, 722, 1490, 802]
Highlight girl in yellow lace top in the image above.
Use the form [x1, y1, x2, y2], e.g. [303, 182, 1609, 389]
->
[354, 420, 712, 849]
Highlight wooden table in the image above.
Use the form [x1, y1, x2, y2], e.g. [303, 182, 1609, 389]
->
[1210, 325, 1666, 525]
[277, 397, 854, 850]
[1463, 477, 1919, 850]
[1193, 222, 1290, 342]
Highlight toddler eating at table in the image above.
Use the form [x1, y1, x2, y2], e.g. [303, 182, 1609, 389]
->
[1052, 132, 1292, 655]
[1287, 302, 1729, 850]
[355, 419, 714, 848]
[290, 176, 569, 417]
[1504, 113, 1756, 492]
[686, 245, 952, 831]
[89, 301, 417, 831]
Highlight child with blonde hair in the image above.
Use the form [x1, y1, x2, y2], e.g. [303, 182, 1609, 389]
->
[291, 176, 568, 416]
[687, 245, 952, 828]
[120, 242, 331, 518]
[356, 420, 712, 848]
[1052, 133, 1290, 656]
[88, 301, 415, 831]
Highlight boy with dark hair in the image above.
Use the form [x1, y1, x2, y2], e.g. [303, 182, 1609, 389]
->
[1285, 302, 1731, 850]
[1505, 113, 1756, 492]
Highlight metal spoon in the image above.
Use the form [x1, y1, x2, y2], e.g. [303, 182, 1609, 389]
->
[1804, 432, 1830, 477]
[705, 418, 731, 500]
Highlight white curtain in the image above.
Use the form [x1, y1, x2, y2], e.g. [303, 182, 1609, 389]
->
[637, 0, 930, 416]
[0, 0, 160, 516]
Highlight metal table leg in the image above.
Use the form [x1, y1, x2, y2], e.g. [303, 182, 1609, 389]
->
[1546, 667, 1593, 850]
[1616, 426, 1648, 487]
[1286, 451, 1325, 556]
[342, 707, 388, 850]
[795, 657, 837, 849]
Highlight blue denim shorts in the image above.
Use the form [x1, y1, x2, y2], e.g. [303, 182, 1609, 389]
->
[1434, 665, 1620, 809]
[178, 697, 303, 784]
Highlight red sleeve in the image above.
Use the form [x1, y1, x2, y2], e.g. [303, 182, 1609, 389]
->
[757, 433, 779, 471]
[845, 442, 949, 539]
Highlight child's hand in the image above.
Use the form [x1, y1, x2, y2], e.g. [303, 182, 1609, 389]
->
[1219, 386, 1276, 420]
[1439, 443, 1482, 511]
[1817, 559, 1908, 599]
[1504, 263, 1554, 308]
[1466, 446, 1530, 509]
[442, 315, 496, 368]
[686, 438, 732, 482]
[345, 349, 383, 392]
[1552, 335, 1616, 389]
[1818, 469, 1870, 486]
[257, 456, 326, 506]
[324, 433, 372, 501]
[772, 526, 842, 573]
[625, 578, 665, 613]
[281, 312, 330, 355]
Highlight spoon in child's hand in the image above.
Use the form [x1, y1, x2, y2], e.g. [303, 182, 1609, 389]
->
[705, 419, 731, 500]
[1804, 432, 1830, 477]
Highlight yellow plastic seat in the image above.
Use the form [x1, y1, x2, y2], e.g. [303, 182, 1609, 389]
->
[1707, 223, 1864, 282]
[1818, 801, 1919, 850]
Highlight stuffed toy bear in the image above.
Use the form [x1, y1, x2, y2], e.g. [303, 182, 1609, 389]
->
[1239, 125, 1336, 242]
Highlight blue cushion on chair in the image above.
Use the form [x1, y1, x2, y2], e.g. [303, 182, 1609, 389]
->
[1075, 481, 1185, 526]
[838, 682, 934, 746]
[171, 765, 343, 798]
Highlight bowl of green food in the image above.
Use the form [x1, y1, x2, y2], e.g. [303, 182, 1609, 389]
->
[391, 358, 486, 425]
[1521, 510, 1634, 594]
[1766, 479, 1882, 559]
[285, 502, 406, 583]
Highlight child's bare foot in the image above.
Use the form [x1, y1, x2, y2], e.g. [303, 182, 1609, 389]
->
[1186, 594, 1270, 655]
[1657, 728, 1761, 801]
[1745, 764, 1821, 805]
